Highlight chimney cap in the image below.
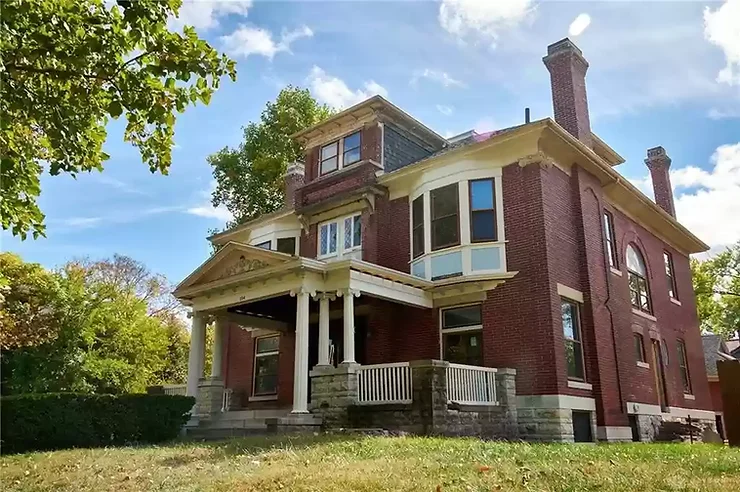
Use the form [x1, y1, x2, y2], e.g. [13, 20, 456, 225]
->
[543, 38, 589, 69]
[646, 146, 667, 159]
[284, 161, 305, 177]
[645, 146, 671, 168]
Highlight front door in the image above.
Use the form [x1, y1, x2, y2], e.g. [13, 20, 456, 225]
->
[651, 340, 668, 411]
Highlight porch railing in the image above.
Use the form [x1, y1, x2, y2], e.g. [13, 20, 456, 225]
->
[162, 384, 187, 396]
[446, 363, 498, 405]
[357, 362, 412, 404]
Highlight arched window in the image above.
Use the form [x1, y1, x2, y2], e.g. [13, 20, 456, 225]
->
[627, 244, 651, 313]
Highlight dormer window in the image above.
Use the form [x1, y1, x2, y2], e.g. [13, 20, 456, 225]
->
[320, 131, 362, 176]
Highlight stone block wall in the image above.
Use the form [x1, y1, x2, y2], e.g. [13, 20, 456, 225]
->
[309, 363, 360, 428]
[196, 378, 225, 418]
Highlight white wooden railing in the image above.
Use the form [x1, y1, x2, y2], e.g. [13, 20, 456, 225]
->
[162, 384, 187, 396]
[357, 362, 413, 404]
[446, 363, 498, 405]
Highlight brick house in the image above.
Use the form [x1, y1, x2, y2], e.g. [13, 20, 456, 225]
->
[174, 38, 715, 442]
[701, 334, 737, 440]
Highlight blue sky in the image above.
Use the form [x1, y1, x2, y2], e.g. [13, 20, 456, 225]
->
[2, 0, 739, 284]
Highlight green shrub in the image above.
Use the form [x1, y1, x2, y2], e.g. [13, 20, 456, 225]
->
[0, 393, 195, 454]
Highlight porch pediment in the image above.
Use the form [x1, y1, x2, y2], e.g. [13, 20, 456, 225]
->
[174, 242, 294, 296]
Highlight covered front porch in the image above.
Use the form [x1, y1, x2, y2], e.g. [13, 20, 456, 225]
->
[174, 242, 517, 433]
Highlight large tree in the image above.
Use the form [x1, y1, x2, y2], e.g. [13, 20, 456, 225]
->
[209, 86, 333, 227]
[0, 0, 236, 239]
[0, 253, 190, 394]
[691, 241, 740, 339]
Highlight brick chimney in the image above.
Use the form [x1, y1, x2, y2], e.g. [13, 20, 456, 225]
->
[645, 146, 675, 217]
[543, 38, 592, 147]
[283, 162, 304, 210]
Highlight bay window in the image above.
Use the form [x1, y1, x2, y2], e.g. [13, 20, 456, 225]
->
[562, 298, 585, 381]
[276, 237, 296, 255]
[344, 214, 362, 251]
[412, 196, 424, 259]
[319, 221, 338, 257]
[469, 179, 497, 242]
[627, 244, 651, 313]
[253, 336, 280, 396]
[431, 183, 459, 250]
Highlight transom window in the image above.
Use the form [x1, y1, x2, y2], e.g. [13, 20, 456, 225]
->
[441, 305, 483, 366]
[412, 196, 424, 259]
[320, 131, 362, 175]
[627, 244, 652, 314]
[562, 298, 585, 381]
[663, 251, 678, 300]
[603, 211, 618, 268]
[431, 183, 460, 251]
[319, 213, 362, 258]
[469, 179, 497, 242]
[677, 340, 691, 394]
[634, 333, 646, 363]
[253, 336, 279, 396]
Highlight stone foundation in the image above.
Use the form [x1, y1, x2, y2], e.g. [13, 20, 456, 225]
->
[516, 395, 597, 442]
[309, 363, 360, 428]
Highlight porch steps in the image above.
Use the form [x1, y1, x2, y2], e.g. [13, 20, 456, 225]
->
[185, 408, 293, 440]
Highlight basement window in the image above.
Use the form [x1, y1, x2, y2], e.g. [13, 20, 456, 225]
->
[253, 336, 279, 396]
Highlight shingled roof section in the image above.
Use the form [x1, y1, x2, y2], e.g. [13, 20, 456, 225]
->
[702, 334, 737, 376]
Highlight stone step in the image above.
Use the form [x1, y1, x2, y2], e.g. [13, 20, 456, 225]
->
[217, 409, 291, 421]
[185, 427, 269, 441]
[197, 419, 268, 430]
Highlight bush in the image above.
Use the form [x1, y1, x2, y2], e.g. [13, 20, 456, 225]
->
[1, 393, 195, 454]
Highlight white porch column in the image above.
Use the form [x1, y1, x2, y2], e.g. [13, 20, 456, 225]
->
[291, 289, 310, 413]
[186, 312, 207, 397]
[211, 317, 227, 379]
[315, 293, 335, 367]
[340, 289, 358, 364]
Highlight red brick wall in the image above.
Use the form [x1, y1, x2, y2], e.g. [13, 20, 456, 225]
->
[365, 298, 438, 364]
[300, 223, 317, 259]
[224, 324, 295, 409]
[709, 380, 723, 413]
[361, 122, 382, 162]
[365, 195, 410, 272]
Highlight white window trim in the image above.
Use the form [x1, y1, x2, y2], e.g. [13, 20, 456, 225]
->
[253, 335, 280, 397]
[343, 215, 362, 253]
[318, 213, 362, 259]
[320, 130, 362, 176]
[561, 297, 587, 383]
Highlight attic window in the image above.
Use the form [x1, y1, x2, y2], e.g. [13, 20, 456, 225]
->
[320, 131, 362, 175]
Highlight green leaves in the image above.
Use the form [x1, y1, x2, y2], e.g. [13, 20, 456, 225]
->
[209, 86, 333, 229]
[691, 242, 740, 339]
[1, 0, 237, 239]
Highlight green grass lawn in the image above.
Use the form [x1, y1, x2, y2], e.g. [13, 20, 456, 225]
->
[2, 435, 739, 491]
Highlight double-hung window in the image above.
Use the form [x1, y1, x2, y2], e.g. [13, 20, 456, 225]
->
[412, 196, 424, 259]
[253, 336, 280, 396]
[320, 131, 362, 176]
[431, 183, 459, 250]
[319, 213, 361, 258]
[677, 340, 691, 394]
[627, 244, 651, 313]
[562, 298, 586, 381]
[663, 251, 678, 300]
[469, 179, 497, 242]
[603, 211, 618, 268]
[441, 305, 483, 366]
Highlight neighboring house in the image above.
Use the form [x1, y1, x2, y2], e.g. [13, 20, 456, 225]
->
[702, 334, 737, 439]
[174, 38, 715, 442]
[726, 337, 740, 359]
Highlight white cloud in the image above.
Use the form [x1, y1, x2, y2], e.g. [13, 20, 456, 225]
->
[60, 217, 103, 229]
[411, 69, 466, 89]
[630, 143, 740, 250]
[307, 66, 388, 109]
[436, 105, 454, 116]
[221, 25, 313, 59]
[187, 205, 234, 222]
[708, 107, 740, 119]
[704, 0, 740, 86]
[169, 0, 252, 31]
[439, 0, 535, 46]
[568, 13, 591, 37]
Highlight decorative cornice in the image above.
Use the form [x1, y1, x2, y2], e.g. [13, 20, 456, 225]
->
[517, 151, 556, 170]
[217, 256, 269, 280]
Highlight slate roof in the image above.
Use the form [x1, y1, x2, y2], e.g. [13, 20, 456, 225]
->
[702, 334, 737, 376]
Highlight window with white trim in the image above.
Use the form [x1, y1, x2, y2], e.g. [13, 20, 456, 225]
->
[562, 298, 586, 381]
[320, 131, 362, 176]
[253, 336, 279, 396]
[318, 213, 362, 259]
[441, 305, 483, 366]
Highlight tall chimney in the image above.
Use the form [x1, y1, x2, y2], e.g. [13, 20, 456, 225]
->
[644, 147, 675, 217]
[283, 162, 304, 210]
[543, 38, 592, 147]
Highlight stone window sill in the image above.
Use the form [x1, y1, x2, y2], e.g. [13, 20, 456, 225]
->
[636, 361, 651, 369]
[670, 297, 682, 306]
[249, 394, 278, 402]
[610, 267, 623, 277]
[683, 394, 695, 401]
[568, 380, 593, 391]
[631, 309, 657, 322]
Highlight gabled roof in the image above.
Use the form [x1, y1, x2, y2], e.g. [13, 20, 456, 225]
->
[702, 334, 737, 377]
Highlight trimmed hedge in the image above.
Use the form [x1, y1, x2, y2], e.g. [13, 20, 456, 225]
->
[1, 393, 195, 454]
